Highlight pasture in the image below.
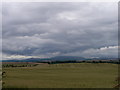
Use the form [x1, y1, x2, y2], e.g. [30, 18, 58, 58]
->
[2, 63, 118, 88]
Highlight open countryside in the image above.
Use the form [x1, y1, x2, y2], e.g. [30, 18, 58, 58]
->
[2, 62, 118, 88]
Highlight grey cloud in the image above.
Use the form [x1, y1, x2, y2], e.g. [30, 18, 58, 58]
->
[2, 2, 118, 59]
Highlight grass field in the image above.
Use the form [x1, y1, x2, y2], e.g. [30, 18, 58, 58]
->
[2, 63, 118, 88]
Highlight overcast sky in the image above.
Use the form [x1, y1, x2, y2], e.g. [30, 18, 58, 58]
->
[2, 2, 118, 60]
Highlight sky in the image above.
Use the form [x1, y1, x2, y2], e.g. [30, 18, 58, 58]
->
[2, 2, 118, 60]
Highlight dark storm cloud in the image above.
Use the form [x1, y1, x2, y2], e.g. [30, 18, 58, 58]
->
[2, 2, 118, 59]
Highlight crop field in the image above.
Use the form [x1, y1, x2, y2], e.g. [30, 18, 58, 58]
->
[2, 63, 118, 88]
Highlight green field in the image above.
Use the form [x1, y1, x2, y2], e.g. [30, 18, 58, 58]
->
[2, 63, 118, 88]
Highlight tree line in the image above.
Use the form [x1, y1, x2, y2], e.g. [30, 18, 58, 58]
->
[38, 60, 119, 64]
[2, 64, 38, 68]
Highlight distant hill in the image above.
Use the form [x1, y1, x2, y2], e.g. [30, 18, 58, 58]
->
[2, 56, 118, 62]
[2, 56, 85, 62]
[50, 56, 86, 61]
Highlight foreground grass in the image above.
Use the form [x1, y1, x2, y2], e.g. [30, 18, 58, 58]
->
[3, 63, 118, 88]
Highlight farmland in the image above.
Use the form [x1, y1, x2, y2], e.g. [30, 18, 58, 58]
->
[2, 62, 118, 88]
